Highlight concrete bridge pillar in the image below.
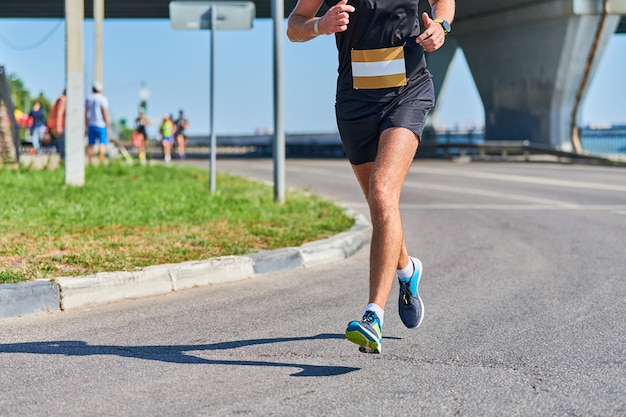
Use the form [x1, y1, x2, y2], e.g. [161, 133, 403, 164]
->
[425, 36, 459, 126]
[421, 37, 458, 145]
[453, 0, 625, 150]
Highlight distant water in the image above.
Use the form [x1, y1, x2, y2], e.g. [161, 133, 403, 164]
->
[434, 126, 626, 155]
[580, 126, 626, 155]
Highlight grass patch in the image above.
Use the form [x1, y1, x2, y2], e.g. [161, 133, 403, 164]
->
[0, 163, 354, 284]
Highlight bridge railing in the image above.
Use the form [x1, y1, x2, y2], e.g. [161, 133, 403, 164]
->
[117, 129, 625, 165]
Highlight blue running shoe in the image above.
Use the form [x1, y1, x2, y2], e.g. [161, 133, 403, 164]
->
[345, 310, 383, 354]
[398, 257, 424, 329]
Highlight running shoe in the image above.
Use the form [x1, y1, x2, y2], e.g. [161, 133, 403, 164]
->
[398, 257, 424, 328]
[345, 310, 383, 354]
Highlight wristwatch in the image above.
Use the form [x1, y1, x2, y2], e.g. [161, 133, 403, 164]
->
[434, 19, 451, 35]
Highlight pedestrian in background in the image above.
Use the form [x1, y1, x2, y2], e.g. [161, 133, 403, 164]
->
[135, 108, 150, 164]
[47, 90, 66, 159]
[287, 0, 455, 353]
[85, 82, 111, 165]
[174, 109, 190, 159]
[28, 101, 46, 154]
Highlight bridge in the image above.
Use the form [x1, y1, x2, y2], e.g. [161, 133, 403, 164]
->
[1, 0, 626, 151]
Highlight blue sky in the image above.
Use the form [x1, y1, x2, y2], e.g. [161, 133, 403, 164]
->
[0, 18, 625, 136]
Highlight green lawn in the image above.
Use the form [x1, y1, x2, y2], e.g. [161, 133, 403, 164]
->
[0, 163, 354, 284]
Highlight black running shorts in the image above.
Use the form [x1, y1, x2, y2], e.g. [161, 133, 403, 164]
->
[335, 76, 435, 166]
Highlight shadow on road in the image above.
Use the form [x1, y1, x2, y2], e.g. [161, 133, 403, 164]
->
[0, 333, 359, 377]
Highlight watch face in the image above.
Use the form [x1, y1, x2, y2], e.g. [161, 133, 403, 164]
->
[441, 20, 451, 33]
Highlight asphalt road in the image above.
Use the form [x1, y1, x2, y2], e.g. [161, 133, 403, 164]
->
[1, 159, 625, 417]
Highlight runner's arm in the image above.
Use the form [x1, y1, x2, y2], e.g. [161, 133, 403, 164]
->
[287, 0, 354, 42]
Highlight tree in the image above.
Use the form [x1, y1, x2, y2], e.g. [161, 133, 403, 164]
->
[8, 73, 51, 113]
[8, 73, 31, 112]
[115, 118, 135, 141]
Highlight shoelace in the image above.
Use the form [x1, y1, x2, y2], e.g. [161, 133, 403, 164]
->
[399, 280, 414, 306]
[362, 311, 378, 324]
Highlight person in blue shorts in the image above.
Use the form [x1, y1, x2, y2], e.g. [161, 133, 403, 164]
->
[85, 82, 111, 165]
[288, 0, 455, 353]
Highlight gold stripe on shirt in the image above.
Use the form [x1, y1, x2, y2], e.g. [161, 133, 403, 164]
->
[351, 46, 405, 63]
[353, 73, 408, 89]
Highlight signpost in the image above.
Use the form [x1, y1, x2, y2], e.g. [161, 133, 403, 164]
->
[169, 1, 255, 193]
[271, 0, 285, 203]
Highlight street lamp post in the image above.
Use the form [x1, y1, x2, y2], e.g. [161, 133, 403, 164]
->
[139, 81, 150, 112]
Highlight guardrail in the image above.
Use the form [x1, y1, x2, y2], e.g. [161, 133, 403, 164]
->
[419, 140, 625, 165]
[118, 132, 625, 166]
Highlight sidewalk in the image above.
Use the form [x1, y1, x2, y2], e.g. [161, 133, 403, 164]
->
[0, 206, 371, 320]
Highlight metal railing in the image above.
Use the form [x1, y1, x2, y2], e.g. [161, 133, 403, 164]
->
[116, 128, 626, 166]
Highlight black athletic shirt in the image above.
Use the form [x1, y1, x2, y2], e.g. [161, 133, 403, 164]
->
[325, 0, 430, 103]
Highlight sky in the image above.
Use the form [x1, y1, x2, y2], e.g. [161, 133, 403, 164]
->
[0, 17, 625, 137]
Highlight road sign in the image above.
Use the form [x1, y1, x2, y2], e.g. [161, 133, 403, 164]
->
[169, 1, 255, 30]
[169, 1, 255, 193]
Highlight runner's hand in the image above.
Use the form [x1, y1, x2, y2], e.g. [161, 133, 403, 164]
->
[416, 12, 445, 52]
[319, 0, 355, 34]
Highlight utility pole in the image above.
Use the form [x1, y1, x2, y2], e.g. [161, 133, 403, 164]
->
[93, 0, 104, 87]
[65, 0, 85, 186]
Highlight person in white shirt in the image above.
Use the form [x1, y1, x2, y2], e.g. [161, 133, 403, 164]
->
[85, 82, 111, 165]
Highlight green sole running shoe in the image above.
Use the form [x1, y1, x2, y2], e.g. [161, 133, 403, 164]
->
[345, 310, 382, 354]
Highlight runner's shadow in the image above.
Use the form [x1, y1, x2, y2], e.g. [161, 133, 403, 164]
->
[0, 333, 358, 377]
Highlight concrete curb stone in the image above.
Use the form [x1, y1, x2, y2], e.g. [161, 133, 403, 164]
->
[0, 209, 371, 320]
[57, 265, 174, 310]
[0, 281, 61, 319]
[248, 248, 305, 275]
[170, 256, 256, 291]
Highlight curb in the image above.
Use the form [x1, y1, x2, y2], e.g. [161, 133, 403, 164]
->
[0, 209, 371, 320]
